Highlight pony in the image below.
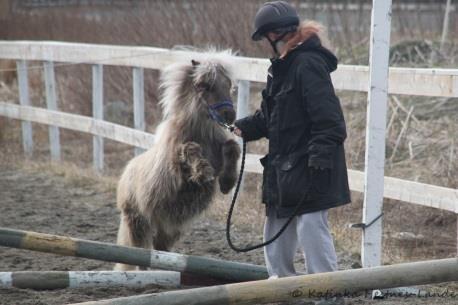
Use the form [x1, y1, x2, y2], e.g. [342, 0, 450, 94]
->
[114, 51, 240, 270]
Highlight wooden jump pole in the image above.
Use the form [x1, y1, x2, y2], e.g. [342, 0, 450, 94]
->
[69, 258, 458, 305]
[0, 227, 268, 283]
[0, 271, 180, 290]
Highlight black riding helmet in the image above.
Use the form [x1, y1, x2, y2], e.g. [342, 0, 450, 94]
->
[251, 1, 300, 41]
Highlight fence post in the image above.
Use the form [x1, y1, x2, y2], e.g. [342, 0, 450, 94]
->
[236, 80, 250, 122]
[236, 79, 250, 149]
[361, 0, 392, 268]
[455, 74, 458, 263]
[16, 60, 33, 158]
[43, 61, 61, 162]
[133, 67, 145, 156]
[440, 0, 452, 53]
[92, 64, 104, 172]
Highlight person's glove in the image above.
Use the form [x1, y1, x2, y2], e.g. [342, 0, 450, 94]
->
[233, 127, 243, 137]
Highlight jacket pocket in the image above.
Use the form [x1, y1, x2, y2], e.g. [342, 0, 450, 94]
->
[273, 151, 310, 207]
[310, 168, 332, 194]
[275, 85, 305, 131]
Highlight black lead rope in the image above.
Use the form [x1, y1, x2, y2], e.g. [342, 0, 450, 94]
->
[226, 138, 312, 252]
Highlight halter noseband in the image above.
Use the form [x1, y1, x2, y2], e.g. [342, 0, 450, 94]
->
[207, 100, 235, 132]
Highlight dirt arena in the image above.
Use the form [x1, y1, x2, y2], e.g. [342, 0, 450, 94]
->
[0, 161, 456, 305]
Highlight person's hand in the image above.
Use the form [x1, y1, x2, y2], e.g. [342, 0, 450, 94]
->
[233, 127, 243, 137]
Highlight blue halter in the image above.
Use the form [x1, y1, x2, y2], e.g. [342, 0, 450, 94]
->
[207, 100, 235, 131]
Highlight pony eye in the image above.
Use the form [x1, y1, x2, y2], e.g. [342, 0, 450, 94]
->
[198, 83, 211, 91]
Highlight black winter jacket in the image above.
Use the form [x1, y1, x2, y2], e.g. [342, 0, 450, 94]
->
[234, 35, 351, 218]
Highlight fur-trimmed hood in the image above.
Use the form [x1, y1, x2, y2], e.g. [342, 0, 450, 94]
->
[280, 21, 332, 57]
[277, 21, 337, 73]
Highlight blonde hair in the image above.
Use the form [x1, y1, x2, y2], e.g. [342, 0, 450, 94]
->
[280, 20, 331, 59]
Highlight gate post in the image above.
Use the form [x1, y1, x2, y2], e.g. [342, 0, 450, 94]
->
[361, 0, 393, 268]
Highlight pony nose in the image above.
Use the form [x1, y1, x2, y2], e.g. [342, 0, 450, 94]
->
[223, 108, 236, 124]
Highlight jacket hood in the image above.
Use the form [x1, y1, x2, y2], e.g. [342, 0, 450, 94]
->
[271, 34, 338, 75]
[296, 34, 338, 72]
[274, 20, 338, 73]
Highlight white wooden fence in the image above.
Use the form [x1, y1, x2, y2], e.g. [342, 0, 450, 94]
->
[0, 40, 457, 261]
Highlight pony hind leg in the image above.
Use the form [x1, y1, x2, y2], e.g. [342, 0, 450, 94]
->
[152, 222, 181, 252]
[114, 209, 152, 271]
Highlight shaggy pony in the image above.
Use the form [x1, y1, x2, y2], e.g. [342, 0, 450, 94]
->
[115, 51, 240, 270]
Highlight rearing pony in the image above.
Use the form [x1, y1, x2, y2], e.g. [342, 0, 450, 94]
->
[115, 51, 240, 271]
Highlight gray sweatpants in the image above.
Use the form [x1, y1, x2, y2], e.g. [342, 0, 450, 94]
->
[263, 208, 337, 278]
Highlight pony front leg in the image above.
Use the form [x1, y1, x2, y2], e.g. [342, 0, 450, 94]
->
[179, 142, 215, 185]
[219, 139, 241, 194]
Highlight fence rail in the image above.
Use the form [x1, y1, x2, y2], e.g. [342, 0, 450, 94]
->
[0, 102, 155, 149]
[0, 41, 457, 97]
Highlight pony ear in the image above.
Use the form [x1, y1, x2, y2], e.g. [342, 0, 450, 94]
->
[191, 59, 201, 67]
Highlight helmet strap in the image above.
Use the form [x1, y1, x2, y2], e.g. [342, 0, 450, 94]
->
[266, 31, 290, 56]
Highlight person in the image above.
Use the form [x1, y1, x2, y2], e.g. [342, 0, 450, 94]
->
[233, 1, 351, 304]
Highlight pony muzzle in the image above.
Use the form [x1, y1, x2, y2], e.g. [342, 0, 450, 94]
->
[208, 101, 236, 125]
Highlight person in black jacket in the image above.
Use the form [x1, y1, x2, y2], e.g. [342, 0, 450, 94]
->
[234, 1, 351, 285]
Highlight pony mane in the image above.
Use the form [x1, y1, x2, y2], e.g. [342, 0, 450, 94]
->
[159, 48, 236, 120]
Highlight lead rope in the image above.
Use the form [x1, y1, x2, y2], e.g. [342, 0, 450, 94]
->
[226, 138, 312, 252]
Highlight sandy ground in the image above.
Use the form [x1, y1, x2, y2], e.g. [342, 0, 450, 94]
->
[0, 164, 456, 305]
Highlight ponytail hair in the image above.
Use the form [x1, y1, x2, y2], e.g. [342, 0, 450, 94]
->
[280, 20, 331, 59]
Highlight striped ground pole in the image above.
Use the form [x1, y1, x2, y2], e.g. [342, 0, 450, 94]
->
[0, 227, 268, 284]
[0, 271, 180, 290]
[67, 258, 458, 305]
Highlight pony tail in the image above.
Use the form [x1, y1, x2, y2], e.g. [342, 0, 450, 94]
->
[280, 20, 331, 59]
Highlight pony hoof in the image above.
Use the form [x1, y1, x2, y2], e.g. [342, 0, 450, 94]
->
[219, 177, 236, 194]
[223, 140, 241, 160]
[179, 142, 203, 164]
[190, 160, 215, 184]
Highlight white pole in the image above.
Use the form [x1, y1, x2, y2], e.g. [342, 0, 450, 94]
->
[44, 61, 61, 162]
[361, 0, 392, 268]
[133, 67, 145, 156]
[440, 0, 452, 53]
[236, 80, 250, 121]
[92, 64, 104, 172]
[236, 80, 250, 148]
[0, 271, 180, 290]
[16, 60, 33, 158]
